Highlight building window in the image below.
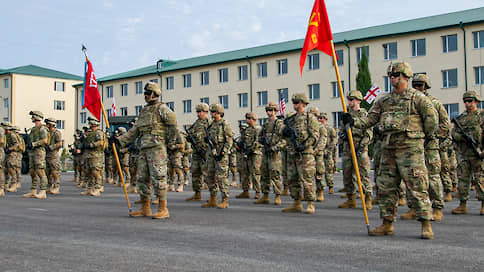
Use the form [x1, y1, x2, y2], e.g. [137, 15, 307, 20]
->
[411, 39, 426, 57]
[238, 65, 248, 81]
[442, 69, 458, 88]
[150, 79, 158, 83]
[106, 86, 113, 98]
[474, 66, 484, 85]
[201, 71, 209, 86]
[121, 84, 128, 96]
[258, 118, 268, 126]
[308, 53, 320, 70]
[308, 84, 320, 100]
[277, 59, 288, 75]
[278, 88, 289, 103]
[3, 117, 8, 122]
[4, 78, 9, 88]
[332, 111, 343, 128]
[106, 109, 112, 117]
[444, 103, 459, 120]
[183, 74, 191, 88]
[166, 102, 174, 111]
[331, 50, 344, 66]
[479, 102, 484, 109]
[218, 68, 228, 83]
[135, 105, 142, 116]
[219, 95, 229, 109]
[473, 30, 484, 49]
[183, 100, 192, 113]
[332, 81, 345, 98]
[80, 112, 87, 124]
[55, 120, 65, 129]
[257, 91, 268, 106]
[54, 81, 65, 92]
[238, 93, 248, 108]
[200, 97, 209, 105]
[4, 98, 8, 108]
[384, 76, 392, 93]
[356, 46, 369, 63]
[166, 76, 174, 90]
[120, 107, 128, 116]
[238, 120, 247, 127]
[257, 62, 267, 78]
[442, 34, 458, 53]
[383, 42, 397, 60]
[135, 81, 143, 94]
[54, 100, 65, 110]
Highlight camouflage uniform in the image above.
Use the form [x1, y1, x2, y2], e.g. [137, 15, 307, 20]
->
[182, 139, 191, 186]
[45, 118, 63, 194]
[235, 124, 249, 196]
[186, 110, 210, 197]
[114, 128, 131, 187]
[448, 145, 458, 191]
[241, 112, 262, 198]
[451, 91, 484, 214]
[322, 114, 336, 191]
[0, 125, 6, 196]
[167, 128, 185, 191]
[228, 142, 238, 186]
[308, 107, 328, 200]
[25, 111, 49, 198]
[104, 130, 114, 184]
[4, 124, 22, 192]
[83, 118, 106, 196]
[71, 131, 83, 184]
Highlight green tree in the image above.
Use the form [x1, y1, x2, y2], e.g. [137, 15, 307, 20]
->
[356, 51, 372, 110]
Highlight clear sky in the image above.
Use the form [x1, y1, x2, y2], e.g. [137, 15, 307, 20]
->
[1, 0, 483, 77]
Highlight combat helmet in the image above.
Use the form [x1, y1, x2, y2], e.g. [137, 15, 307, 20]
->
[29, 110, 44, 121]
[88, 117, 100, 126]
[308, 106, 320, 116]
[144, 82, 161, 96]
[463, 90, 482, 102]
[320, 112, 328, 120]
[245, 112, 257, 120]
[117, 127, 127, 134]
[265, 102, 280, 112]
[45, 117, 56, 126]
[347, 90, 363, 101]
[413, 74, 431, 89]
[196, 103, 210, 112]
[389, 62, 413, 78]
[292, 93, 309, 104]
[209, 103, 224, 114]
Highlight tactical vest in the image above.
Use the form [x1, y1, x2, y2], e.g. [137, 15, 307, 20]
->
[455, 109, 484, 146]
[137, 102, 168, 139]
[29, 125, 48, 146]
[189, 119, 209, 150]
[85, 128, 105, 152]
[288, 112, 312, 145]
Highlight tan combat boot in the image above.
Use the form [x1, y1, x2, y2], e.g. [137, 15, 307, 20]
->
[152, 199, 170, 219]
[369, 219, 394, 236]
[6, 183, 17, 192]
[186, 191, 202, 201]
[201, 195, 218, 208]
[398, 196, 406, 206]
[127, 185, 137, 193]
[23, 189, 37, 198]
[254, 193, 270, 204]
[129, 199, 152, 217]
[89, 188, 101, 197]
[365, 193, 372, 210]
[168, 184, 175, 192]
[480, 201, 484, 215]
[338, 187, 345, 193]
[305, 201, 315, 214]
[328, 187, 334, 194]
[152, 198, 159, 204]
[432, 208, 443, 222]
[80, 188, 91, 195]
[400, 208, 417, 220]
[235, 191, 250, 199]
[176, 184, 184, 192]
[281, 186, 289, 196]
[217, 197, 229, 209]
[51, 185, 60, 195]
[421, 220, 434, 239]
[0, 189, 4, 196]
[451, 201, 467, 214]
[282, 200, 303, 213]
[444, 192, 452, 202]
[254, 192, 260, 199]
[338, 194, 357, 208]
[274, 194, 281, 205]
[316, 190, 324, 202]
[34, 190, 47, 199]
[16, 181, 21, 189]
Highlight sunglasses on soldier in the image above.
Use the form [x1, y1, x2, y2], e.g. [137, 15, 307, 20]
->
[412, 82, 424, 87]
[389, 72, 401, 78]
[463, 99, 475, 103]
[265, 108, 276, 112]
[144, 90, 152, 96]
[292, 100, 301, 104]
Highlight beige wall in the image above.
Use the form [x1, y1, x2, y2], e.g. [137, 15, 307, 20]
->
[0, 75, 12, 123]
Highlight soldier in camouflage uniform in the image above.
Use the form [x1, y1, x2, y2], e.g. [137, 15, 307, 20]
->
[228, 141, 238, 187]
[81, 117, 106, 197]
[118, 82, 176, 219]
[448, 144, 458, 192]
[338, 90, 373, 210]
[71, 129, 83, 184]
[181, 132, 191, 187]
[235, 123, 250, 197]
[127, 118, 140, 193]
[255, 102, 285, 205]
[23, 111, 49, 199]
[309, 107, 328, 202]
[185, 103, 210, 201]
[167, 128, 185, 192]
[282, 93, 320, 214]
[44, 118, 63, 195]
[320, 113, 336, 194]
[344, 62, 438, 239]
[104, 129, 114, 184]
[201, 103, 233, 209]
[114, 127, 131, 189]
[4, 123, 22, 193]
[451, 91, 484, 216]
[0, 123, 7, 196]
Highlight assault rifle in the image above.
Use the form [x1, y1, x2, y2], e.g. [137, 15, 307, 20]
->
[204, 127, 222, 161]
[452, 118, 483, 160]
[24, 128, 33, 151]
[283, 116, 303, 160]
[236, 129, 249, 156]
[185, 127, 205, 162]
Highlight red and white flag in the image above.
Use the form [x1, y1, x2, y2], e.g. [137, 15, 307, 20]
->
[111, 97, 116, 117]
[279, 98, 286, 116]
[81, 59, 102, 120]
[364, 84, 382, 104]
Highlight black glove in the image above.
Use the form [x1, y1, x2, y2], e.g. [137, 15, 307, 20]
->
[342, 113, 354, 127]
[82, 141, 90, 150]
[45, 145, 51, 152]
[282, 127, 292, 137]
[5, 148, 11, 154]
[295, 144, 306, 152]
[27, 142, 34, 150]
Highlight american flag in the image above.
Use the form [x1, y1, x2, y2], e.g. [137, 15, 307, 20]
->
[279, 98, 286, 116]
[111, 97, 116, 117]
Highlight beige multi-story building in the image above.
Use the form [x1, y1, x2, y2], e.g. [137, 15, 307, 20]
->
[74, 7, 484, 134]
[0, 65, 83, 146]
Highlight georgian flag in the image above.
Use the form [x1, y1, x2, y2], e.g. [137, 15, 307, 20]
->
[111, 97, 116, 117]
[364, 84, 382, 104]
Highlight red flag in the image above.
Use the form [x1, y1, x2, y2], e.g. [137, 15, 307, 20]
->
[82, 59, 101, 120]
[111, 97, 116, 117]
[299, 0, 334, 75]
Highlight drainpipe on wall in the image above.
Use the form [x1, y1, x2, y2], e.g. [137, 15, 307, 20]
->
[75, 86, 78, 129]
[459, 21, 468, 91]
[344, 40, 351, 91]
[246, 56, 253, 111]
[158, 71, 163, 102]
[100, 84, 104, 130]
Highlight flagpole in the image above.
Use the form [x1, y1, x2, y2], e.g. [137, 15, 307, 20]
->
[82, 45, 132, 214]
[329, 40, 370, 233]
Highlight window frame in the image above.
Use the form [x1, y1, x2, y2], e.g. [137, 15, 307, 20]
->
[183, 74, 192, 88]
[135, 81, 143, 94]
[442, 34, 458, 53]
[308, 84, 320, 100]
[383, 42, 398, 60]
[121, 84, 128, 96]
[238, 65, 248, 81]
[308, 53, 320, 70]
[277, 59, 288, 75]
[257, 62, 267, 78]
[219, 95, 229, 109]
[201, 71, 209, 86]
[442, 69, 458, 88]
[166, 76, 174, 90]
[411, 38, 426, 57]
[238, 93, 248, 108]
[257, 91, 268, 106]
[183, 100, 192, 113]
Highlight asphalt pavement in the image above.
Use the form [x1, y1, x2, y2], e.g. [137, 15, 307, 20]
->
[0, 172, 483, 272]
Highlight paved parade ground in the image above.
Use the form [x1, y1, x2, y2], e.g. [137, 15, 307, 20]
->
[1, 172, 483, 272]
